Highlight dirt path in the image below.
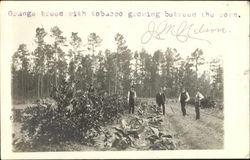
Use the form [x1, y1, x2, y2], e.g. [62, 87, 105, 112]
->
[162, 101, 224, 149]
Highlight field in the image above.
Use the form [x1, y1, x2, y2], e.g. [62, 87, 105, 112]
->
[12, 98, 223, 151]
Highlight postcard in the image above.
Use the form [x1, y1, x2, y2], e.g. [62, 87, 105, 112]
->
[1, 1, 249, 159]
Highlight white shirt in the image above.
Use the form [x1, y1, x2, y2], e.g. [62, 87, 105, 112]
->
[127, 90, 136, 101]
[195, 91, 204, 100]
[178, 91, 190, 102]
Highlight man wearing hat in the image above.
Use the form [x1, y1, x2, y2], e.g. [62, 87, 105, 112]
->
[127, 85, 137, 114]
[178, 87, 190, 116]
[195, 87, 204, 120]
[156, 87, 166, 115]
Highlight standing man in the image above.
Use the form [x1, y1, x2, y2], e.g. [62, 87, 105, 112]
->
[128, 85, 137, 114]
[178, 87, 190, 116]
[195, 88, 204, 120]
[156, 87, 166, 115]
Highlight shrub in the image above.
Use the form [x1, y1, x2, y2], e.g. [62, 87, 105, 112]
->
[146, 127, 176, 150]
[14, 80, 128, 150]
[200, 97, 216, 108]
[187, 97, 216, 108]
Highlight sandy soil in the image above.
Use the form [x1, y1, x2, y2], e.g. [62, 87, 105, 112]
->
[146, 99, 224, 149]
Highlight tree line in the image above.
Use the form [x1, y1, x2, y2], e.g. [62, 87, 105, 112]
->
[11, 26, 223, 102]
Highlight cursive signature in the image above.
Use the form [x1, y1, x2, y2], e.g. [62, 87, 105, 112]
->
[141, 21, 227, 45]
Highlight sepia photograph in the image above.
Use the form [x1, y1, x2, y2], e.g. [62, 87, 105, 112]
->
[11, 27, 224, 152]
[1, 1, 249, 159]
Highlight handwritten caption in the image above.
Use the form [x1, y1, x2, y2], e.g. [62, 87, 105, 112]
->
[141, 21, 230, 45]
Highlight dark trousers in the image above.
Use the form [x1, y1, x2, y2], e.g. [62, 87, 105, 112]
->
[180, 101, 186, 116]
[158, 103, 165, 115]
[129, 100, 135, 114]
[195, 102, 200, 120]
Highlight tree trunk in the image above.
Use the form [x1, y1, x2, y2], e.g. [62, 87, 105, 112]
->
[37, 74, 40, 99]
[73, 53, 76, 96]
[41, 74, 44, 98]
[26, 71, 29, 99]
[21, 70, 24, 101]
[108, 77, 110, 96]
[195, 58, 198, 88]
[55, 73, 58, 88]
[114, 68, 117, 94]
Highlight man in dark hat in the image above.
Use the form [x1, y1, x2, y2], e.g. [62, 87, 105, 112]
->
[127, 85, 137, 114]
[195, 87, 204, 120]
[156, 87, 166, 115]
[178, 87, 190, 116]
